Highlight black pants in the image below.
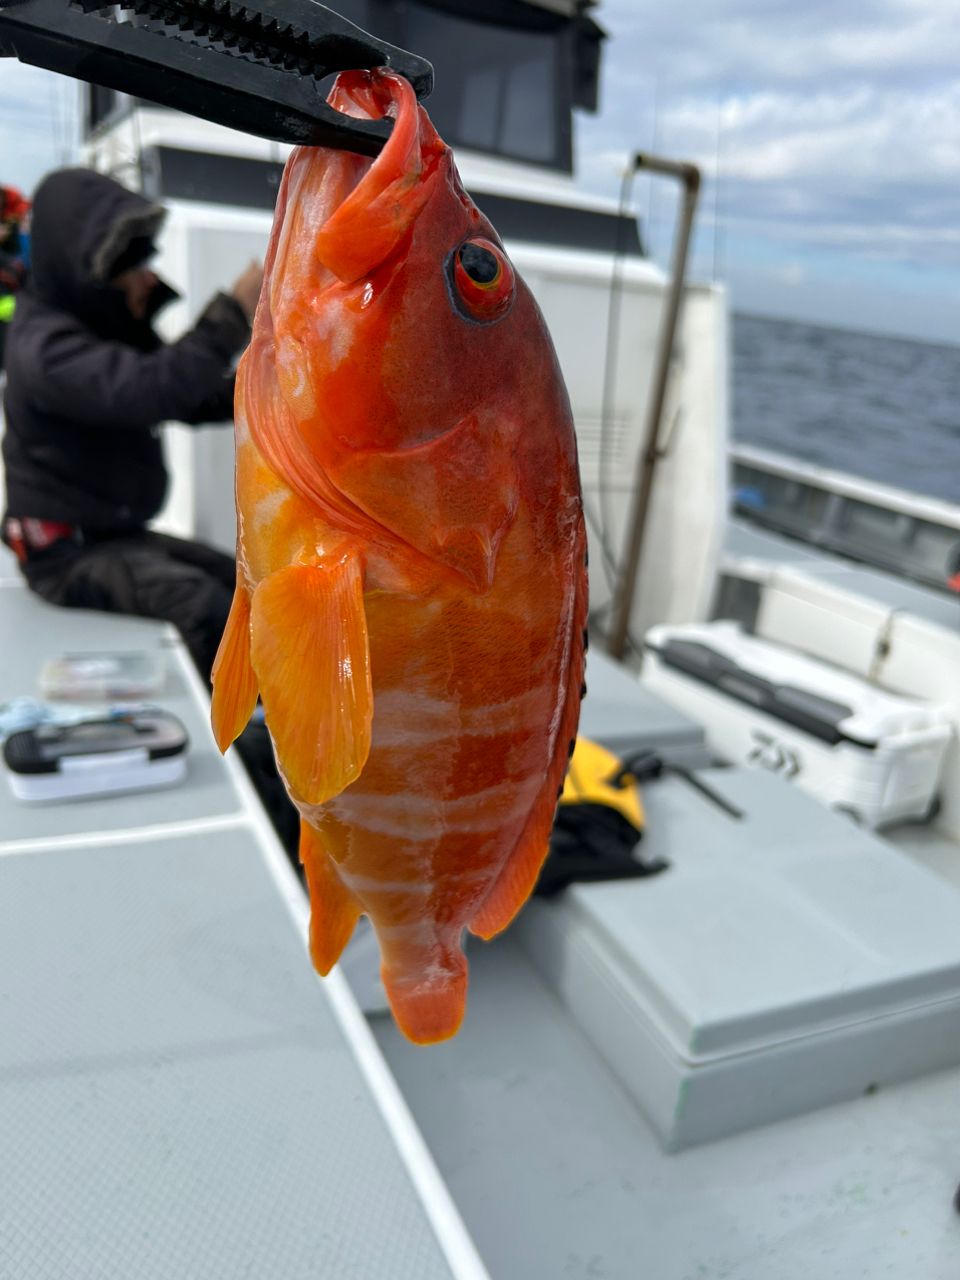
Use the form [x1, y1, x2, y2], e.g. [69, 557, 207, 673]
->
[24, 529, 235, 680]
[23, 529, 299, 853]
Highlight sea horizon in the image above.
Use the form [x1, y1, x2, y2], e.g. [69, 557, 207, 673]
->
[733, 308, 960, 356]
[732, 311, 960, 507]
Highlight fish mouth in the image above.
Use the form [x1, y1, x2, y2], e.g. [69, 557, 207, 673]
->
[312, 68, 445, 283]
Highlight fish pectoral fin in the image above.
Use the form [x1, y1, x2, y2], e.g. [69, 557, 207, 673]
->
[210, 585, 259, 751]
[300, 820, 362, 975]
[250, 550, 372, 806]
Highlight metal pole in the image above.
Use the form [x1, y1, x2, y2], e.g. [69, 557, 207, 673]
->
[607, 152, 701, 661]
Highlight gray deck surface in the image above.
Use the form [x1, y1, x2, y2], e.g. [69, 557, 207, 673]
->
[6, 549, 960, 1279]
[370, 645, 960, 1279]
[579, 650, 706, 759]
[0, 581, 479, 1280]
[374, 771, 960, 1280]
[0, 833, 457, 1280]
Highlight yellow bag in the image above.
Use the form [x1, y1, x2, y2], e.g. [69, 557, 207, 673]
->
[560, 736, 645, 832]
[539, 736, 665, 897]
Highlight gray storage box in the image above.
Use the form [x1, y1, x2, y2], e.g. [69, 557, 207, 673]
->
[516, 767, 960, 1150]
[578, 649, 708, 764]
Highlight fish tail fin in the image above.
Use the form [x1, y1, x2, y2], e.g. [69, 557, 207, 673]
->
[210, 585, 260, 751]
[469, 531, 589, 941]
[300, 820, 362, 975]
[380, 950, 468, 1045]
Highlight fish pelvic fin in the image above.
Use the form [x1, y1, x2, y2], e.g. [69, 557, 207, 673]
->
[250, 549, 373, 807]
[468, 526, 589, 941]
[300, 821, 362, 974]
[210, 585, 260, 751]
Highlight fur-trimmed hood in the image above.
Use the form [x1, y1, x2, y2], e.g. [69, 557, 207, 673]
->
[26, 168, 176, 343]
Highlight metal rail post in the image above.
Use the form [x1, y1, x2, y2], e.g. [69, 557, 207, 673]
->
[608, 152, 701, 661]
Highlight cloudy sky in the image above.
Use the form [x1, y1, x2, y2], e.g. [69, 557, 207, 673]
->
[2, 0, 958, 343]
[577, 0, 960, 343]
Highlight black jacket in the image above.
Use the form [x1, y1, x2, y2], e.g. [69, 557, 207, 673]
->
[2, 168, 249, 531]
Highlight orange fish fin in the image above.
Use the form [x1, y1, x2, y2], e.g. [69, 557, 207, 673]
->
[469, 537, 589, 941]
[467, 799, 562, 941]
[249, 551, 372, 807]
[300, 820, 362, 975]
[380, 950, 468, 1046]
[210, 585, 259, 751]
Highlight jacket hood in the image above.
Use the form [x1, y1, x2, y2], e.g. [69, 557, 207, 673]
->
[26, 168, 176, 341]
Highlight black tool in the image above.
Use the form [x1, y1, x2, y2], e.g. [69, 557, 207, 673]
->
[0, 0, 433, 155]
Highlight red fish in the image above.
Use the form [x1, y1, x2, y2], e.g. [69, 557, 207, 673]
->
[211, 68, 587, 1044]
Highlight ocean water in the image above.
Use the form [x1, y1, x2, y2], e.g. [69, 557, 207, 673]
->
[732, 313, 960, 506]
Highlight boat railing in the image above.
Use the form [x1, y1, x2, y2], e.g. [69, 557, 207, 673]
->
[730, 443, 960, 594]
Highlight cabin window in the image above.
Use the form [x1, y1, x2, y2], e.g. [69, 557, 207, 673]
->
[400, 5, 568, 168]
[83, 0, 585, 172]
[341, 0, 575, 170]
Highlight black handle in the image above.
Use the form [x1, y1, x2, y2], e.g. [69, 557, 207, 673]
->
[0, 0, 434, 153]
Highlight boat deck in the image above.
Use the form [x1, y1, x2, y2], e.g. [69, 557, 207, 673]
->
[0, 575, 486, 1280]
[369, 652, 960, 1279]
[4, 550, 960, 1278]
[374, 770, 960, 1280]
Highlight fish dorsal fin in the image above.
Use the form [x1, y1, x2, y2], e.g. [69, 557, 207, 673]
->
[211, 585, 259, 751]
[250, 549, 372, 806]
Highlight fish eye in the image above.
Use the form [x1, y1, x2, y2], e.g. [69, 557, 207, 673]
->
[451, 238, 514, 322]
[459, 242, 500, 284]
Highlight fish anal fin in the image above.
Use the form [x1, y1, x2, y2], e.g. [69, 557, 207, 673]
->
[469, 532, 589, 941]
[250, 551, 372, 807]
[300, 820, 362, 975]
[210, 585, 259, 751]
[467, 810, 556, 942]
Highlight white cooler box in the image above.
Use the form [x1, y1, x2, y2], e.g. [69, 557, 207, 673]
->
[643, 621, 953, 829]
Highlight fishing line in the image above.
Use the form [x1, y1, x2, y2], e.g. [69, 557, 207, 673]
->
[595, 157, 661, 664]
[581, 489, 618, 589]
[712, 93, 724, 284]
[133, 103, 144, 191]
[597, 162, 635, 576]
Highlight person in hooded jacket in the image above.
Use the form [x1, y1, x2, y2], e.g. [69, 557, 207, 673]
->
[1, 168, 301, 853]
[1, 167, 262, 679]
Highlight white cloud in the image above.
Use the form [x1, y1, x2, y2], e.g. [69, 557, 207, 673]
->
[593, 0, 960, 87]
[0, 62, 79, 193]
[576, 0, 960, 333]
[771, 262, 807, 287]
[2, 0, 958, 337]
